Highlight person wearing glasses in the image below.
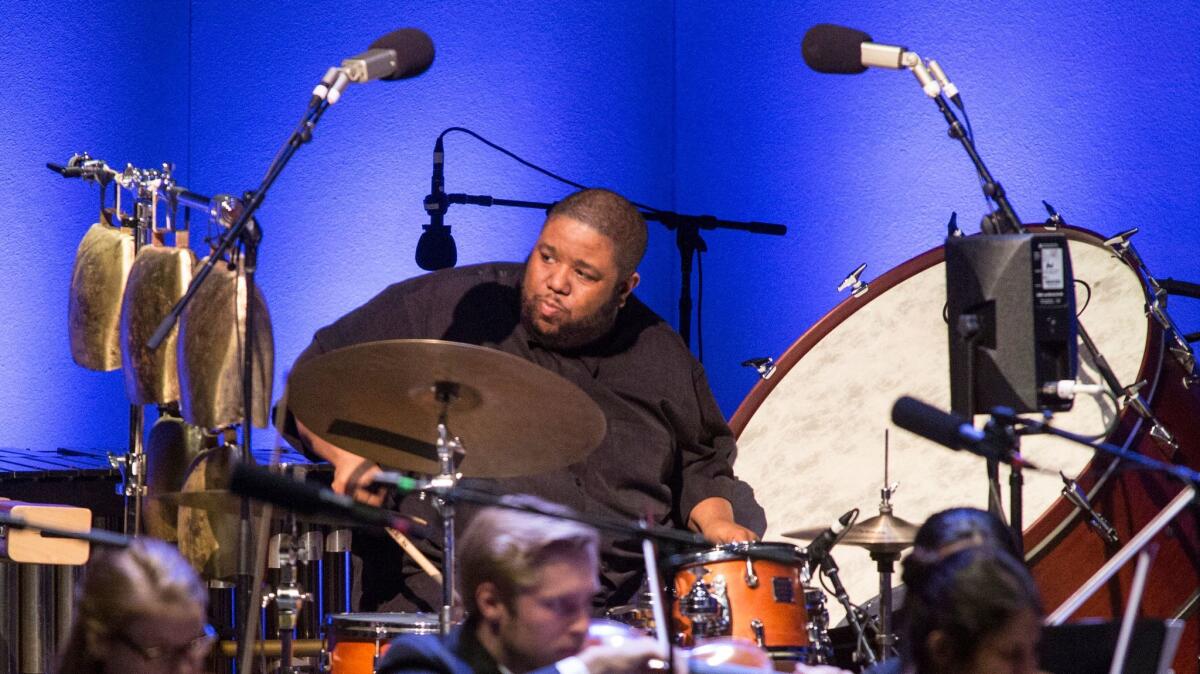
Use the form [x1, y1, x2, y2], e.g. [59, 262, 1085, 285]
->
[54, 537, 215, 674]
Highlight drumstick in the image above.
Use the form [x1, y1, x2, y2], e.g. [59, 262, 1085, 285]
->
[386, 527, 443, 584]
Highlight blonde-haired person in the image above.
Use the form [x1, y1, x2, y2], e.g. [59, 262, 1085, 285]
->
[378, 494, 663, 674]
[54, 537, 214, 674]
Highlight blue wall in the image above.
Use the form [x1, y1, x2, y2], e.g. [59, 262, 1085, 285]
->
[674, 3, 1200, 413]
[1, 2, 1197, 449]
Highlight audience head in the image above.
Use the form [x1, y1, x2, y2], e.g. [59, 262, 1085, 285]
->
[898, 508, 1042, 674]
[458, 495, 601, 672]
[55, 537, 212, 674]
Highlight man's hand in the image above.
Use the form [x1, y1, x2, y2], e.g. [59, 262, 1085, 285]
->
[687, 497, 758, 545]
[574, 635, 664, 674]
[296, 418, 385, 506]
[699, 519, 758, 545]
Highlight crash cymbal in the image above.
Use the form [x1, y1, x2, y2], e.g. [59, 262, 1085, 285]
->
[287, 339, 607, 478]
[839, 512, 918, 553]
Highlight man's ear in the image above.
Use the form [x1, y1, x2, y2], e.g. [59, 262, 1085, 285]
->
[617, 272, 640, 307]
[475, 581, 506, 623]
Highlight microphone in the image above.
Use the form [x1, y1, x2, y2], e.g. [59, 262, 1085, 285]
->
[891, 396, 1037, 469]
[805, 508, 858, 570]
[230, 463, 429, 536]
[802, 23, 910, 73]
[345, 28, 436, 82]
[801, 23, 940, 98]
[318, 28, 435, 104]
[416, 136, 457, 270]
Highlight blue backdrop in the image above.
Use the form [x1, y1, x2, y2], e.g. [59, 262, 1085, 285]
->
[2, 2, 1197, 451]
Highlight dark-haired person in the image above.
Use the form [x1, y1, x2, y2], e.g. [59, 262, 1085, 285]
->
[286, 188, 766, 612]
[865, 508, 1044, 674]
[899, 545, 1044, 674]
[54, 538, 215, 674]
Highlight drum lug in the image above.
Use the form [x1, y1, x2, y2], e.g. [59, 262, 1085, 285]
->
[750, 618, 765, 648]
[680, 570, 730, 639]
[1122, 384, 1179, 454]
[837, 263, 870, 298]
[741, 357, 776, 381]
[744, 557, 759, 588]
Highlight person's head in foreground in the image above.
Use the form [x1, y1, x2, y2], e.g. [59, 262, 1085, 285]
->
[55, 537, 213, 674]
[459, 494, 662, 674]
[899, 542, 1043, 674]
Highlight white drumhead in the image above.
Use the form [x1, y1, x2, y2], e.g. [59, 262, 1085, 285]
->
[733, 230, 1149, 623]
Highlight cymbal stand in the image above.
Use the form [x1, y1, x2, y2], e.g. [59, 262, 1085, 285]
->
[866, 482, 907, 662]
[263, 507, 310, 673]
[430, 382, 464, 636]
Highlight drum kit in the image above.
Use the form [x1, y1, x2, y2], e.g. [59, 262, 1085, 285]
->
[48, 143, 1200, 673]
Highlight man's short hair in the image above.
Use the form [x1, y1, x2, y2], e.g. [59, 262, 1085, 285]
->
[548, 188, 647, 278]
[458, 494, 599, 614]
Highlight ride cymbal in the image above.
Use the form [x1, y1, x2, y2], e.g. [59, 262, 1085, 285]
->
[287, 339, 606, 478]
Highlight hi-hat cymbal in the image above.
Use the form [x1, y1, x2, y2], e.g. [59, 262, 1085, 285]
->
[783, 512, 919, 554]
[286, 339, 607, 478]
[839, 513, 919, 553]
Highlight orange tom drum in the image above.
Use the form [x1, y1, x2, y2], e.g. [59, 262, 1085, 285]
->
[669, 542, 829, 663]
[325, 612, 439, 674]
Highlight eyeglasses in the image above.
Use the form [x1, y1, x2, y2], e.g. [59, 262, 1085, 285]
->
[112, 623, 217, 663]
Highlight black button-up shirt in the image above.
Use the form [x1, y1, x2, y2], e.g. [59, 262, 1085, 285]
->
[291, 262, 765, 609]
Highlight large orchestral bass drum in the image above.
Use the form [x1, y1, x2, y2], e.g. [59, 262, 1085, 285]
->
[729, 226, 1200, 670]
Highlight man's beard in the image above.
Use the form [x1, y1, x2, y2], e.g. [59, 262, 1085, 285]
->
[520, 290, 622, 351]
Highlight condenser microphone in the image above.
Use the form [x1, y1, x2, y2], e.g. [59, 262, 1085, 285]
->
[230, 463, 430, 536]
[344, 28, 435, 82]
[805, 508, 857, 570]
[417, 135, 456, 270]
[891, 396, 1037, 469]
[802, 24, 940, 97]
[318, 28, 435, 104]
[802, 24, 912, 73]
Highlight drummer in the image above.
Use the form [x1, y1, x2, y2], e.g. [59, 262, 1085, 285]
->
[286, 187, 765, 611]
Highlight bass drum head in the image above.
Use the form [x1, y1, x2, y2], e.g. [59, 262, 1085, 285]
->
[730, 227, 1148, 624]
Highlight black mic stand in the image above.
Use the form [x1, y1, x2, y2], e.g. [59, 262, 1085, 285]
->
[819, 553, 877, 666]
[146, 85, 334, 674]
[0, 512, 133, 548]
[426, 191, 788, 349]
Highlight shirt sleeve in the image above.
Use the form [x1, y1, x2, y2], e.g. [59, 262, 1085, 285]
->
[678, 362, 767, 536]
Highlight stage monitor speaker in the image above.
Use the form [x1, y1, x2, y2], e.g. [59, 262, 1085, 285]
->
[946, 232, 1078, 415]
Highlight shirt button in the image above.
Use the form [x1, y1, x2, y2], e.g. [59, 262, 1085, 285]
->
[574, 477, 583, 487]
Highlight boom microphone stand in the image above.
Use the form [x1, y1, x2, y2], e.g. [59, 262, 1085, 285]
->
[425, 190, 787, 349]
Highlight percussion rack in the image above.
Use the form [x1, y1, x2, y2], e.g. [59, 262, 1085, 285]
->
[49, 155, 249, 538]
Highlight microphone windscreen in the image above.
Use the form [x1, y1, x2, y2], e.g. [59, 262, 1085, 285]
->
[416, 225, 457, 271]
[370, 28, 435, 80]
[891, 396, 969, 451]
[802, 23, 871, 74]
